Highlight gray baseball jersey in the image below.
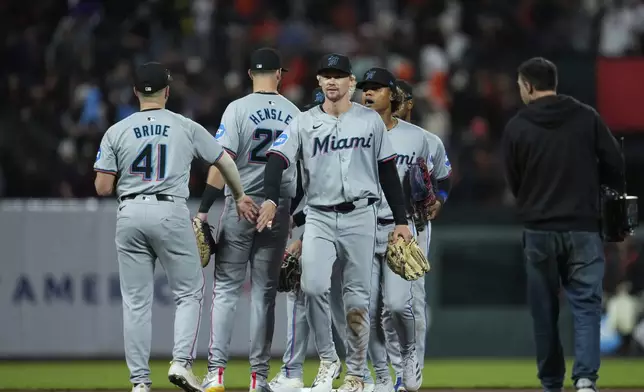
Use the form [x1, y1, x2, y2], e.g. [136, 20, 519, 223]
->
[376, 119, 433, 220]
[94, 108, 224, 198]
[425, 131, 451, 181]
[94, 108, 222, 385]
[206, 94, 300, 380]
[215, 92, 300, 198]
[267, 103, 396, 206]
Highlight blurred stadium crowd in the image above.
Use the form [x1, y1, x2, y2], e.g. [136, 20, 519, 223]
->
[2, 0, 644, 200]
[1, 0, 644, 354]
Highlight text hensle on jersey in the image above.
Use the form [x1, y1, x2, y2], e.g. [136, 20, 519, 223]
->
[249, 108, 294, 126]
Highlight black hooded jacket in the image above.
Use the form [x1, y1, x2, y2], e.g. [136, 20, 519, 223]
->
[502, 95, 624, 231]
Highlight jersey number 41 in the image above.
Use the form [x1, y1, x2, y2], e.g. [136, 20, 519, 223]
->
[130, 143, 167, 181]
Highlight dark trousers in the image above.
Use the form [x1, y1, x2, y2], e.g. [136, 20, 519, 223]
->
[523, 229, 604, 391]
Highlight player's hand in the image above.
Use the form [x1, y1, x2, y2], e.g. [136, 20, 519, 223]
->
[256, 200, 277, 232]
[236, 195, 259, 223]
[427, 200, 442, 220]
[286, 239, 303, 258]
[196, 212, 208, 222]
[392, 224, 413, 242]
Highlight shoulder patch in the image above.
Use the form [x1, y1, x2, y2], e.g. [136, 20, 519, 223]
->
[95, 148, 101, 162]
[215, 124, 225, 139]
[272, 132, 288, 147]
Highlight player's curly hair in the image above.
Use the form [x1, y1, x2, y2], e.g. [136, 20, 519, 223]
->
[390, 85, 405, 114]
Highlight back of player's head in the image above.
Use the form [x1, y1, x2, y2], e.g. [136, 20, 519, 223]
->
[249, 48, 288, 76]
[396, 80, 413, 101]
[134, 62, 172, 96]
[518, 57, 558, 92]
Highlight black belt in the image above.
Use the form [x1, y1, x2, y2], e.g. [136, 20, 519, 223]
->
[377, 218, 395, 225]
[315, 198, 378, 213]
[120, 194, 175, 202]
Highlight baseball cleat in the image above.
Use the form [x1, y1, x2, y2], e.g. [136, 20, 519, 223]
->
[132, 383, 151, 392]
[311, 360, 342, 392]
[393, 377, 404, 392]
[168, 362, 204, 392]
[402, 350, 422, 392]
[250, 372, 273, 392]
[373, 377, 394, 392]
[202, 367, 225, 392]
[337, 375, 364, 392]
[269, 373, 304, 392]
[575, 378, 598, 392]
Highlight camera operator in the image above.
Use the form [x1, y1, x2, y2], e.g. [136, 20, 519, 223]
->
[502, 57, 624, 392]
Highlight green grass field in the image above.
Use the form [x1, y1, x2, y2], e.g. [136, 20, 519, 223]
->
[0, 358, 642, 389]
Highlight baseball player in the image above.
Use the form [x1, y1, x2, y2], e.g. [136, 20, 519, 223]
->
[355, 68, 432, 392]
[270, 88, 353, 392]
[371, 79, 451, 392]
[256, 53, 413, 392]
[194, 48, 301, 392]
[93, 62, 256, 392]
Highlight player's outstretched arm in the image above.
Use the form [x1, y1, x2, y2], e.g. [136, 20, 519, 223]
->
[257, 153, 286, 232]
[197, 165, 226, 221]
[214, 152, 258, 222]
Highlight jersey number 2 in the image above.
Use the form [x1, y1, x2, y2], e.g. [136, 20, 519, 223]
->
[130, 144, 167, 181]
[250, 128, 283, 163]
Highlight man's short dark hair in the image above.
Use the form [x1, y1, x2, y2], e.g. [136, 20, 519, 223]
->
[518, 57, 558, 91]
[250, 69, 278, 77]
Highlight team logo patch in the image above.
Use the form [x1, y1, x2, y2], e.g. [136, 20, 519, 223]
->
[215, 124, 226, 139]
[95, 148, 101, 162]
[272, 133, 288, 147]
[445, 157, 451, 167]
[365, 70, 376, 80]
[327, 55, 339, 66]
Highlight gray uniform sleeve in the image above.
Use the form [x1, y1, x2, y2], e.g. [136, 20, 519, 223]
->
[214, 103, 240, 158]
[431, 135, 451, 180]
[94, 131, 118, 174]
[267, 114, 301, 168]
[193, 121, 225, 164]
[374, 116, 396, 162]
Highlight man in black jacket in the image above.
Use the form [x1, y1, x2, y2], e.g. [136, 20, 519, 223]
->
[502, 57, 624, 392]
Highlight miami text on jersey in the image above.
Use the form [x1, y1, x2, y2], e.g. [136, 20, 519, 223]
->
[312, 133, 373, 157]
[395, 152, 417, 166]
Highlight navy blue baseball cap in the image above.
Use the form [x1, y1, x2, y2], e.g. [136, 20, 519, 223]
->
[396, 79, 413, 100]
[249, 48, 288, 72]
[134, 62, 172, 94]
[317, 53, 352, 75]
[357, 67, 397, 91]
[304, 88, 325, 110]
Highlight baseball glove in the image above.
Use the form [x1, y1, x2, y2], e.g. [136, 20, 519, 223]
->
[385, 232, 431, 281]
[278, 252, 301, 292]
[404, 158, 436, 232]
[192, 217, 217, 267]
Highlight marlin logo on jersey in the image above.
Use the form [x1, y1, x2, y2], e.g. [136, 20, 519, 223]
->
[395, 152, 417, 166]
[215, 124, 225, 139]
[312, 133, 373, 157]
